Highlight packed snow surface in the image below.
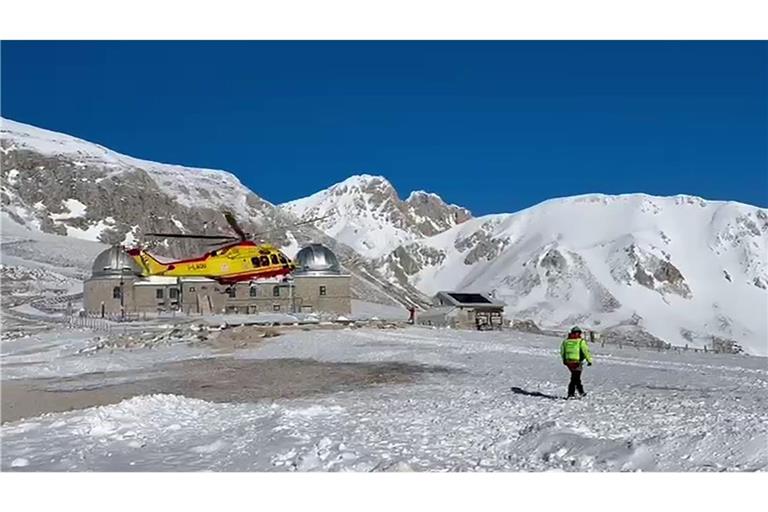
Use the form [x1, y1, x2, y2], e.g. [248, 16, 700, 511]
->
[2, 327, 766, 471]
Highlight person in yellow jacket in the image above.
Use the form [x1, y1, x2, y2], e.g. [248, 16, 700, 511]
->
[560, 326, 593, 399]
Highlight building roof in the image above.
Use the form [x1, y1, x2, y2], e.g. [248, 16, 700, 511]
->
[91, 246, 143, 279]
[432, 291, 505, 308]
[133, 276, 180, 286]
[293, 243, 344, 276]
[449, 293, 491, 304]
[178, 276, 218, 283]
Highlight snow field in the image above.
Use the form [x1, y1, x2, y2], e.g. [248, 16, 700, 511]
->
[2, 327, 766, 471]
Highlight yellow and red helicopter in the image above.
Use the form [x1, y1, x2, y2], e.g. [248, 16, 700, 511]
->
[126, 212, 326, 284]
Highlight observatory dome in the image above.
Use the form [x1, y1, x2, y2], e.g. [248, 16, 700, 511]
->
[294, 244, 342, 276]
[91, 246, 143, 278]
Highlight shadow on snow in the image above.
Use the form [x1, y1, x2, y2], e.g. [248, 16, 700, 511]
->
[509, 386, 562, 400]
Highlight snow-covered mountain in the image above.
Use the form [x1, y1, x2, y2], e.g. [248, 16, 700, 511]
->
[2, 117, 766, 354]
[1, 118, 281, 247]
[281, 175, 471, 258]
[283, 174, 768, 354]
[376, 193, 768, 354]
[0, 118, 428, 308]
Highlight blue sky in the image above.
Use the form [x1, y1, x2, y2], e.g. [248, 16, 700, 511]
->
[2, 41, 766, 214]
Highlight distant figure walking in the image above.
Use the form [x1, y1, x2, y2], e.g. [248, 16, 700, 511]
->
[407, 306, 416, 325]
[560, 326, 593, 399]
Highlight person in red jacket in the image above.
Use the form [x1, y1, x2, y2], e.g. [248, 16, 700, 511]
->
[560, 326, 593, 399]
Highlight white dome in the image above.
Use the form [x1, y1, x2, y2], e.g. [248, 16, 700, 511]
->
[294, 244, 341, 276]
[91, 246, 142, 278]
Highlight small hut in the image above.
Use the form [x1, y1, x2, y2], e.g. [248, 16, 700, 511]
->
[417, 291, 505, 330]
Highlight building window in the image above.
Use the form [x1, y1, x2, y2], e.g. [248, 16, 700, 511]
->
[249, 287, 258, 297]
[156, 289, 164, 300]
[319, 285, 327, 296]
[272, 286, 280, 297]
[113, 287, 122, 299]
[272, 304, 281, 311]
[169, 288, 179, 299]
[227, 287, 236, 298]
[251, 257, 261, 268]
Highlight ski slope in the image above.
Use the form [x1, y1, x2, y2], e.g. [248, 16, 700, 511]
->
[2, 327, 765, 471]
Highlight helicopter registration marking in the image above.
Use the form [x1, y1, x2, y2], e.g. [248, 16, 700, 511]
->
[187, 263, 207, 271]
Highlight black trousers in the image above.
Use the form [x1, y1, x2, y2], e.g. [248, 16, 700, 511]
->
[568, 367, 585, 397]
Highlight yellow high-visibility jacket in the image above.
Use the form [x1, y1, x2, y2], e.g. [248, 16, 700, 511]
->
[561, 337, 593, 364]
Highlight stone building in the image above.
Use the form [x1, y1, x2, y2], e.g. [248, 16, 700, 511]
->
[417, 291, 505, 330]
[83, 243, 351, 317]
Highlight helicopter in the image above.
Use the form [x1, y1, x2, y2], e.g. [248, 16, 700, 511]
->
[126, 211, 327, 284]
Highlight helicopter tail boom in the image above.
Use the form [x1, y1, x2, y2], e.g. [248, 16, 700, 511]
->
[126, 247, 172, 276]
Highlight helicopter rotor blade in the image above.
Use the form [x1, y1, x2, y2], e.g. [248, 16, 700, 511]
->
[247, 214, 333, 239]
[205, 239, 240, 247]
[223, 211, 247, 240]
[144, 233, 239, 240]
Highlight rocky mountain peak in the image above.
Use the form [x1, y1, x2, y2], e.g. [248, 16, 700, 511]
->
[281, 174, 472, 258]
[336, 173, 394, 190]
